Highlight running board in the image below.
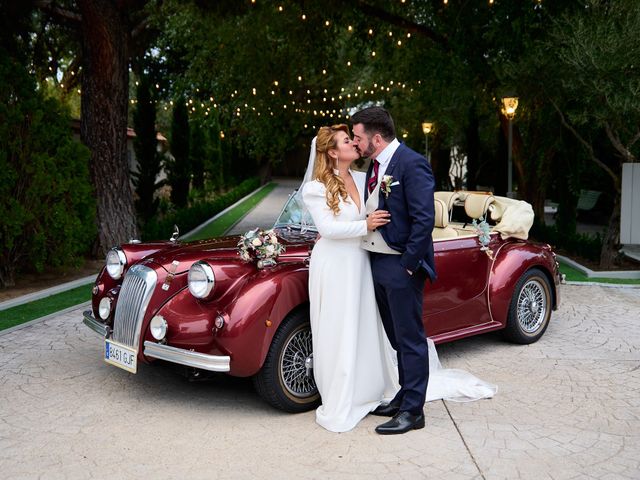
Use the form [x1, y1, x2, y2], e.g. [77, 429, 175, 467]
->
[429, 321, 503, 345]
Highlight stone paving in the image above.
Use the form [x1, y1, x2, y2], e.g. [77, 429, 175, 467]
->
[1, 180, 640, 479]
[1, 284, 639, 479]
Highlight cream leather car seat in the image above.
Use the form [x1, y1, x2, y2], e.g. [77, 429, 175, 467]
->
[432, 198, 458, 240]
[434, 191, 462, 221]
[464, 193, 496, 220]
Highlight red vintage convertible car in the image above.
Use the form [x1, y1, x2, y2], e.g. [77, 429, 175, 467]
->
[83, 190, 561, 412]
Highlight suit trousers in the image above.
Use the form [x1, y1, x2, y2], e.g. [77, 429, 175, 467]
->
[370, 252, 429, 415]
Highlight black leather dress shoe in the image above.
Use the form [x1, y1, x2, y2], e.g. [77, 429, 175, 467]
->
[371, 402, 401, 417]
[375, 411, 425, 435]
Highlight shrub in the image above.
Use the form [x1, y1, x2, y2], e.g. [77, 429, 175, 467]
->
[142, 177, 261, 241]
[0, 51, 95, 288]
[531, 220, 603, 262]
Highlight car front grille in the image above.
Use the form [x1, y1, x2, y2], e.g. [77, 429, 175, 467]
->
[112, 264, 157, 350]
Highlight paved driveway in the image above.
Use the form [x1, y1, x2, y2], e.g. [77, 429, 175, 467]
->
[1, 284, 639, 479]
[227, 178, 301, 235]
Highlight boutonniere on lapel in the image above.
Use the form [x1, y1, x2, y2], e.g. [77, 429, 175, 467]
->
[380, 175, 394, 198]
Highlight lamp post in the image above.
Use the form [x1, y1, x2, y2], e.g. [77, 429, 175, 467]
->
[501, 96, 518, 197]
[422, 121, 434, 163]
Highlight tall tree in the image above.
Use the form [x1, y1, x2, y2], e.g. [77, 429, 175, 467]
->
[189, 119, 205, 191]
[530, 0, 640, 267]
[168, 97, 190, 208]
[77, 0, 137, 252]
[35, 0, 158, 254]
[132, 72, 162, 222]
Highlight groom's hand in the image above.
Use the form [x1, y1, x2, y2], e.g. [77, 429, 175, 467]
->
[366, 210, 391, 231]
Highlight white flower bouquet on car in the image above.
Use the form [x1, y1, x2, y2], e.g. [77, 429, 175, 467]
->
[237, 228, 286, 268]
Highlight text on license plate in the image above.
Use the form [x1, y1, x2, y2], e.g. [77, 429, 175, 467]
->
[105, 340, 137, 373]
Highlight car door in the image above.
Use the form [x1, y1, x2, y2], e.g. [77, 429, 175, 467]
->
[423, 235, 492, 336]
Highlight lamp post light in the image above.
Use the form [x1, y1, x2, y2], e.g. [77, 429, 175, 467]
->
[422, 121, 434, 163]
[501, 96, 519, 198]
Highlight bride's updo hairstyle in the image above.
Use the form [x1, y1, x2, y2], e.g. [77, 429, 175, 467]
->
[314, 124, 350, 215]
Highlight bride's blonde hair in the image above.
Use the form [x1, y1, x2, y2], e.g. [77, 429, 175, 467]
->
[314, 124, 350, 215]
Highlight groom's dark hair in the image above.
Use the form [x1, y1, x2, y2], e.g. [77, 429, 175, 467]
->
[350, 107, 395, 142]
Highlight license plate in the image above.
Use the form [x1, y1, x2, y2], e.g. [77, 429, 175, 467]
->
[105, 339, 137, 373]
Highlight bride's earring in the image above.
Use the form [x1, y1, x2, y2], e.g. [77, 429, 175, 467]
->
[329, 152, 339, 172]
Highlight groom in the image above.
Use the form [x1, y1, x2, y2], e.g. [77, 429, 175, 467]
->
[351, 107, 436, 435]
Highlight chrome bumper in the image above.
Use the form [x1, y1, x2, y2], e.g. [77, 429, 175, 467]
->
[83, 310, 108, 337]
[82, 310, 231, 373]
[144, 341, 231, 372]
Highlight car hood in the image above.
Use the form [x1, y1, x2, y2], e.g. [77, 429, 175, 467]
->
[142, 234, 312, 274]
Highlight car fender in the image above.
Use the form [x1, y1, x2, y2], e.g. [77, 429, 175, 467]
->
[488, 241, 557, 326]
[217, 262, 309, 377]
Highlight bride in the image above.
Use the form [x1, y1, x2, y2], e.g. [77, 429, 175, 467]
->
[301, 124, 496, 433]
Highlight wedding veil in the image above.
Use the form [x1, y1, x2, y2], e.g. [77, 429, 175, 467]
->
[283, 136, 317, 231]
[299, 136, 317, 191]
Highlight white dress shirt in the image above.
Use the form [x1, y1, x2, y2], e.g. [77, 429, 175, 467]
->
[372, 138, 401, 182]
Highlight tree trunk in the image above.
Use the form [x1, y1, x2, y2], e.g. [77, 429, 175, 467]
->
[78, 0, 138, 256]
[258, 156, 272, 184]
[600, 192, 621, 269]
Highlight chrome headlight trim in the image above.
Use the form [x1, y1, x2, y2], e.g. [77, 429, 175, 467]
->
[98, 297, 112, 320]
[150, 315, 168, 341]
[188, 261, 215, 299]
[106, 247, 127, 280]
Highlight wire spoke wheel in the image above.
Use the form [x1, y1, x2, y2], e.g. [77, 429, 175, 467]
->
[504, 269, 553, 344]
[516, 279, 547, 333]
[280, 326, 316, 398]
[253, 309, 320, 412]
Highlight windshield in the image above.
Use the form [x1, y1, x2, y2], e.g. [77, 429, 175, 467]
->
[273, 190, 317, 232]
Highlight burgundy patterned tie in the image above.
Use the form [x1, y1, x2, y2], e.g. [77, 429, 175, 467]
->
[367, 159, 380, 194]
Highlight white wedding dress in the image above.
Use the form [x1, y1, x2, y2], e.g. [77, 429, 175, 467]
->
[302, 169, 497, 434]
[302, 172, 399, 433]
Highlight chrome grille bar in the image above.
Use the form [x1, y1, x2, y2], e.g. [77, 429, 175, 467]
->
[112, 264, 157, 351]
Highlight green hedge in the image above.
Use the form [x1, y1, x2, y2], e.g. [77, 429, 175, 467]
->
[0, 50, 95, 288]
[531, 221, 602, 262]
[142, 177, 261, 241]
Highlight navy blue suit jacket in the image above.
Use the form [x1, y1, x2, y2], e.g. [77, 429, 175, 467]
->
[365, 143, 437, 282]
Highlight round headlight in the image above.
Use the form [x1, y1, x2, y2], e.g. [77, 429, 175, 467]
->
[106, 248, 127, 280]
[98, 297, 112, 320]
[150, 315, 168, 340]
[188, 261, 215, 299]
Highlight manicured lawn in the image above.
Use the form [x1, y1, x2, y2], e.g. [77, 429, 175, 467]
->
[558, 260, 640, 285]
[184, 182, 277, 241]
[0, 284, 92, 331]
